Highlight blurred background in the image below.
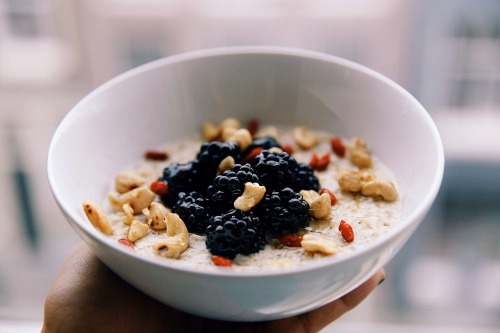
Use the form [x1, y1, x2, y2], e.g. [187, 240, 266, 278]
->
[1, 0, 499, 332]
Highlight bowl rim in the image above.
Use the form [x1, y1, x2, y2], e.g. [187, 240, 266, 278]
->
[48, 45, 445, 278]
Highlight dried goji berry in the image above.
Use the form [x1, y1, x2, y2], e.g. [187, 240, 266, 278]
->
[144, 150, 169, 161]
[310, 153, 330, 171]
[339, 220, 354, 243]
[330, 137, 346, 158]
[319, 188, 336, 205]
[281, 144, 294, 155]
[118, 238, 135, 249]
[150, 180, 169, 196]
[211, 256, 232, 267]
[278, 234, 303, 247]
[246, 119, 259, 137]
[308, 153, 319, 168]
[242, 147, 263, 163]
[314, 153, 330, 171]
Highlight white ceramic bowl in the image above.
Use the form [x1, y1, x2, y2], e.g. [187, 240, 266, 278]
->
[48, 46, 444, 321]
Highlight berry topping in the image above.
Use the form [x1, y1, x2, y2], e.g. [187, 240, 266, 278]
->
[250, 150, 298, 191]
[244, 136, 282, 156]
[257, 187, 309, 235]
[150, 180, 169, 196]
[291, 162, 320, 192]
[207, 164, 260, 213]
[196, 141, 241, 183]
[158, 161, 201, 206]
[211, 255, 232, 267]
[278, 234, 303, 247]
[172, 192, 212, 235]
[330, 137, 346, 157]
[144, 150, 169, 161]
[206, 209, 266, 259]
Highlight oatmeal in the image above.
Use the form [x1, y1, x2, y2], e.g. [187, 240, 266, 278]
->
[83, 119, 402, 271]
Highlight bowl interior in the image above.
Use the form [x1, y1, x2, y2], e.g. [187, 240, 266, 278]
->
[48, 47, 444, 270]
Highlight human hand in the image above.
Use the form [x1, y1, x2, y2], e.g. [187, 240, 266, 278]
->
[42, 242, 385, 333]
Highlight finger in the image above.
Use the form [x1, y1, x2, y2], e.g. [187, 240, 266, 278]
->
[300, 269, 386, 332]
[258, 269, 385, 333]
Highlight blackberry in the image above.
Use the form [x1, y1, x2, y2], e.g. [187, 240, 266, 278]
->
[243, 136, 282, 156]
[172, 192, 211, 235]
[250, 150, 298, 190]
[291, 162, 320, 192]
[257, 187, 309, 235]
[207, 164, 260, 214]
[158, 161, 201, 207]
[205, 209, 265, 259]
[195, 141, 241, 185]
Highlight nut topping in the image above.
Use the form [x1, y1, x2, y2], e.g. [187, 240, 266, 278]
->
[127, 220, 149, 242]
[300, 190, 331, 219]
[108, 186, 155, 214]
[301, 234, 338, 255]
[82, 200, 113, 235]
[361, 180, 398, 202]
[348, 137, 372, 168]
[293, 126, 318, 150]
[154, 213, 189, 259]
[234, 182, 266, 211]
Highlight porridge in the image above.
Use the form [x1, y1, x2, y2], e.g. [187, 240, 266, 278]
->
[83, 118, 402, 271]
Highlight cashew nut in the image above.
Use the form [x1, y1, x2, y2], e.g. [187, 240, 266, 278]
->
[300, 190, 331, 219]
[337, 170, 374, 193]
[114, 171, 146, 194]
[234, 182, 266, 211]
[108, 186, 155, 214]
[145, 202, 169, 230]
[226, 128, 252, 151]
[121, 203, 134, 225]
[348, 137, 372, 168]
[127, 220, 149, 242]
[310, 194, 331, 219]
[301, 234, 338, 255]
[154, 213, 189, 259]
[255, 126, 279, 140]
[219, 117, 241, 130]
[361, 180, 398, 202]
[221, 126, 238, 141]
[300, 189, 320, 204]
[220, 118, 241, 141]
[82, 200, 113, 235]
[293, 126, 318, 150]
[201, 121, 220, 141]
[217, 156, 235, 175]
[268, 147, 283, 154]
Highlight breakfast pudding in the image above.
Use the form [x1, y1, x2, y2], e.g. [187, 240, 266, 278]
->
[83, 118, 402, 271]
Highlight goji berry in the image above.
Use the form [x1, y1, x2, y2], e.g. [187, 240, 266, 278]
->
[118, 238, 135, 249]
[242, 147, 263, 163]
[281, 144, 294, 155]
[144, 150, 169, 161]
[150, 180, 169, 196]
[319, 188, 336, 205]
[339, 220, 354, 243]
[308, 153, 319, 168]
[330, 137, 346, 158]
[278, 234, 303, 247]
[314, 153, 330, 171]
[211, 256, 232, 267]
[309, 153, 330, 171]
[246, 119, 259, 137]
